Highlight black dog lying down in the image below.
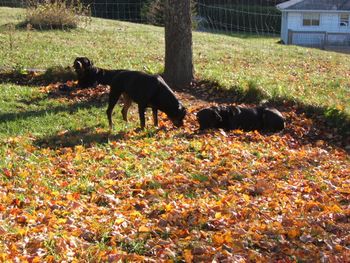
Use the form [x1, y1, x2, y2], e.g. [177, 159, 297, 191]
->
[73, 57, 186, 130]
[197, 105, 285, 132]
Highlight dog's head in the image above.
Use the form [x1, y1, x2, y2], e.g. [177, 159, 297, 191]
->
[73, 57, 97, 88]
[73, 57, 94, 74]
[169, 104, 187, 127]
[262, 108, 285, 132]
[196, 107, 222, 130]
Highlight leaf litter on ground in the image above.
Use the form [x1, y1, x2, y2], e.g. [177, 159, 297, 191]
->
[0, 80, 349, 262]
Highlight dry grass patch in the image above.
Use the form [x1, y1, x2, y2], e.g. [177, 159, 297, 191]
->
[24, 0, 90, 30]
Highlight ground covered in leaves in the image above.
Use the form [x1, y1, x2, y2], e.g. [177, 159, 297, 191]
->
[0, 81, 349, 262]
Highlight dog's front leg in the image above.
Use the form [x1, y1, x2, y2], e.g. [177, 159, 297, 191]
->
[138, 105, 146, 130]
[152, 108, 158, 127]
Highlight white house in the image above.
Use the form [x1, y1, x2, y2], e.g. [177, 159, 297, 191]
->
[277, 0, 350, 47]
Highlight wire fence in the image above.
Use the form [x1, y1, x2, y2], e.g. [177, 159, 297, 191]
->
[0, 0, 285, 35]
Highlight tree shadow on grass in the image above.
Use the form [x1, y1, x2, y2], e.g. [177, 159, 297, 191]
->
[0, 98, 104, 124]
[34, 127, 115, 148]
[0, 66, 76, 87]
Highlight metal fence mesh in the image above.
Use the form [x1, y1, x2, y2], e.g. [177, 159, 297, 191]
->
[0, 0, 284, 35]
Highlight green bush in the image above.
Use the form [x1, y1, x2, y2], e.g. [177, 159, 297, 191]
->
[24, 0, 90, 30]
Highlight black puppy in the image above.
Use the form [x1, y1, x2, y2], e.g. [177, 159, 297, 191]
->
[73, 57, 186, 130]
[197, 105, 285, 132]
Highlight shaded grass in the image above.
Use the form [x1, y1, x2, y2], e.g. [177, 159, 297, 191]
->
[0, 83, 110, 140]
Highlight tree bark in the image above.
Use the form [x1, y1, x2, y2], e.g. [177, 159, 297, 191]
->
[164, 0, 194, 89]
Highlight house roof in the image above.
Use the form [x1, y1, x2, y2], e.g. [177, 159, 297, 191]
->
[277, 0, 350, 11]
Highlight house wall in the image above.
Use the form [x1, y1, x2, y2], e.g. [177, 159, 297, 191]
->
[282, 11, 350, 46]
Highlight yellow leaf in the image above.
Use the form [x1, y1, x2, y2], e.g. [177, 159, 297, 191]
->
[57, 218, 67, 224]
[183, 249, 193, 263]
[130, 211, 141, 217]
[106, 179, 117, 186]
[224, 232, 233, 243]
[165, 204, 173, 211]
[138, 225, 150, 232]
[18, 228, 26, 235]
[243, 194, 250, 202]
[0, 254, 8, 261]
[328, 204, 342, 213]
[115, 218, 125, 224]
[52, 191, 60, 197]
[215, 212, 222, 219]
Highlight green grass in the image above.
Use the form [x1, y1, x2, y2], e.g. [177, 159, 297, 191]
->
[0, 7, 349, 124]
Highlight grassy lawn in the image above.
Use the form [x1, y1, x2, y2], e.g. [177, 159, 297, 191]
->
[0, 7, 349, 262]
[1, 7, 350, 119]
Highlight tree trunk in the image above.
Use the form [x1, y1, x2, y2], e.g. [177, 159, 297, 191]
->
[164, 0, 194, 89]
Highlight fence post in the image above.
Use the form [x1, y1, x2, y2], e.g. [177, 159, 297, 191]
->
[288, 29, 293, 44]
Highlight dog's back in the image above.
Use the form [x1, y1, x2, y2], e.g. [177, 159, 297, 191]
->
[111, 70, 159, 103]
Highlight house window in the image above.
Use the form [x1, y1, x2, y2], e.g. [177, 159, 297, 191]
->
[303, 13, 320, 26]
[340, 14, 349, 26]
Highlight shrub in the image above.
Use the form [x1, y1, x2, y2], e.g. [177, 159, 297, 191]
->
[24, 0, 90, 30]
[141, 0, 197, 27]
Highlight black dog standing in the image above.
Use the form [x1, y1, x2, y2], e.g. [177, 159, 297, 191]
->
[73, 57, 186, 130]
[197, 105, 285, 132]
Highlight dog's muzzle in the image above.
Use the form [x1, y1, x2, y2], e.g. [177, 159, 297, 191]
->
[173, 119, 184, 127]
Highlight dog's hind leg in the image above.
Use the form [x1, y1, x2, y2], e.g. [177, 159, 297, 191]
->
[152, 107, 158, 127]
[106, 90, 122, 131]
[138, 104, 147, 130]
[121, 94, 132, 122]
